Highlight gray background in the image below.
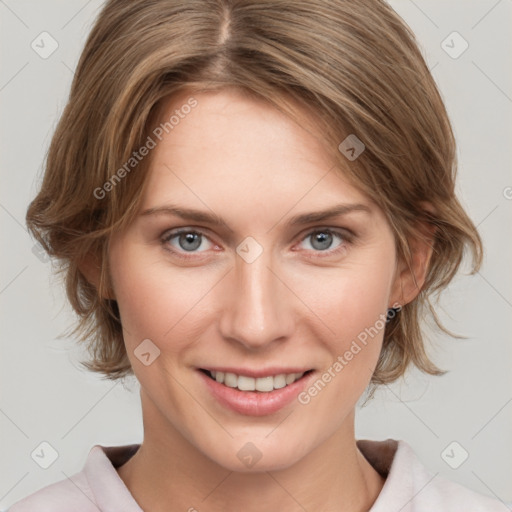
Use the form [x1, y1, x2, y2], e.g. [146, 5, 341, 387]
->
[1, 0, 511, 509]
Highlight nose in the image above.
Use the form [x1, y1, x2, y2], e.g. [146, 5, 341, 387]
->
[218, 244, 295, 351]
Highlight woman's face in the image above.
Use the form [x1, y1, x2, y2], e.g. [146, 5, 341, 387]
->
[108, 88, 402, 471]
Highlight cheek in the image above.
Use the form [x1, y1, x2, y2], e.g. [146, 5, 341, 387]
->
[297, 259, 393, 338]
[294, 267, 392, 422]
[110, 250, 216, 353]
[293, 250, 395, 380]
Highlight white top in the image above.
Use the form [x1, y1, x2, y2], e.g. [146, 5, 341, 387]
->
[7, 438, 508, 511]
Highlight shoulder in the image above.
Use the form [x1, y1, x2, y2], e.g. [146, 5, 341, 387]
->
[6, 444, 141, 512]
[358, 438, 509, 512]
[391, 440, 508, 511]
[420, 470, 509, 511]
[6, 471, 96, 512]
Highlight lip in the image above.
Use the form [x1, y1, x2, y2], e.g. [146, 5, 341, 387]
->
[197, 368, 316, 416]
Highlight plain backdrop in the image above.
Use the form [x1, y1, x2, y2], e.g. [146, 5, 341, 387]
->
[1, 0, 511, 509]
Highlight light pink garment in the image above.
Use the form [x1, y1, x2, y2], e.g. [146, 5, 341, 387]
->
[7, 439, 508, 511]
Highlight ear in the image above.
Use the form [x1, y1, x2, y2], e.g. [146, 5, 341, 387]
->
[78, 252, 116, 300]
[389, 204, 436, 307]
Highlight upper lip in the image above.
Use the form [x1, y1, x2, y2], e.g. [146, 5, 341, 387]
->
[199, 367, 314, 378]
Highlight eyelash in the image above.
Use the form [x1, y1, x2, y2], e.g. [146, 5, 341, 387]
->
[160, 227, 354, 260]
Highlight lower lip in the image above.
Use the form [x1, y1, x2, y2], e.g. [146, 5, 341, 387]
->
[198, 370, 314, 416]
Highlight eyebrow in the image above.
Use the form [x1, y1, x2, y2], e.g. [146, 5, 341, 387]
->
[140, 202, 371, 226]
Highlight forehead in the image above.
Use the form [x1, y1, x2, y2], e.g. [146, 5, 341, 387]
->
[153, 88, 331, 166]
[141, 88, 372, 214]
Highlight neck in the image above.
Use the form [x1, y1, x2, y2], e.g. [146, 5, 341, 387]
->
[117, 397, 385, 512]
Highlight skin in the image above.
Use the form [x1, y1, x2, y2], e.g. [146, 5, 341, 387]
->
[83, 88, 432, 512]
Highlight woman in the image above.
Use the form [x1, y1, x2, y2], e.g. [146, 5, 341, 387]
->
[9, 0, 506, 510]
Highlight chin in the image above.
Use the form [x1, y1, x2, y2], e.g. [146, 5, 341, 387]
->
[202, 434, 311, 473]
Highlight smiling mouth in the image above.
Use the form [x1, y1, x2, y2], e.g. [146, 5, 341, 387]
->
[199, 369, 314, 393]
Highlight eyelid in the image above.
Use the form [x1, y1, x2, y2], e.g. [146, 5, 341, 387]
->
[295, 225, 355, 243]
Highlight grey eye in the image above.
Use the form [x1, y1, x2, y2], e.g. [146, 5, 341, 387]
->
[177, 232, 203, 251]
[163, 230, 213, 254]
[301, 230, 343, 252]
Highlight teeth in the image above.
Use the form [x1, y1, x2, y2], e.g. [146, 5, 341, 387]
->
[207, 370, 306, 392]
[285, 373, 296, 385]
[255, 376, 274, 392]
[238, 375, 255, 391]
[273, 374, 286, 389]
[224, 372, 238, 388]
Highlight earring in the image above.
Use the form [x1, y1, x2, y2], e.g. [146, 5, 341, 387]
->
[386, 306, 401, 323]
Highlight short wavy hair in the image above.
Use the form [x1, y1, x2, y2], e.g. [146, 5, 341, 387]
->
[26, 0, 482, 389]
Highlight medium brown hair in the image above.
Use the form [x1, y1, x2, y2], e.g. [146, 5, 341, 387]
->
[26, 0, 482, 388]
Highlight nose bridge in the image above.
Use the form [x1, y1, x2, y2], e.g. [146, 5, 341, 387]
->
[219, 239, 292, 349]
